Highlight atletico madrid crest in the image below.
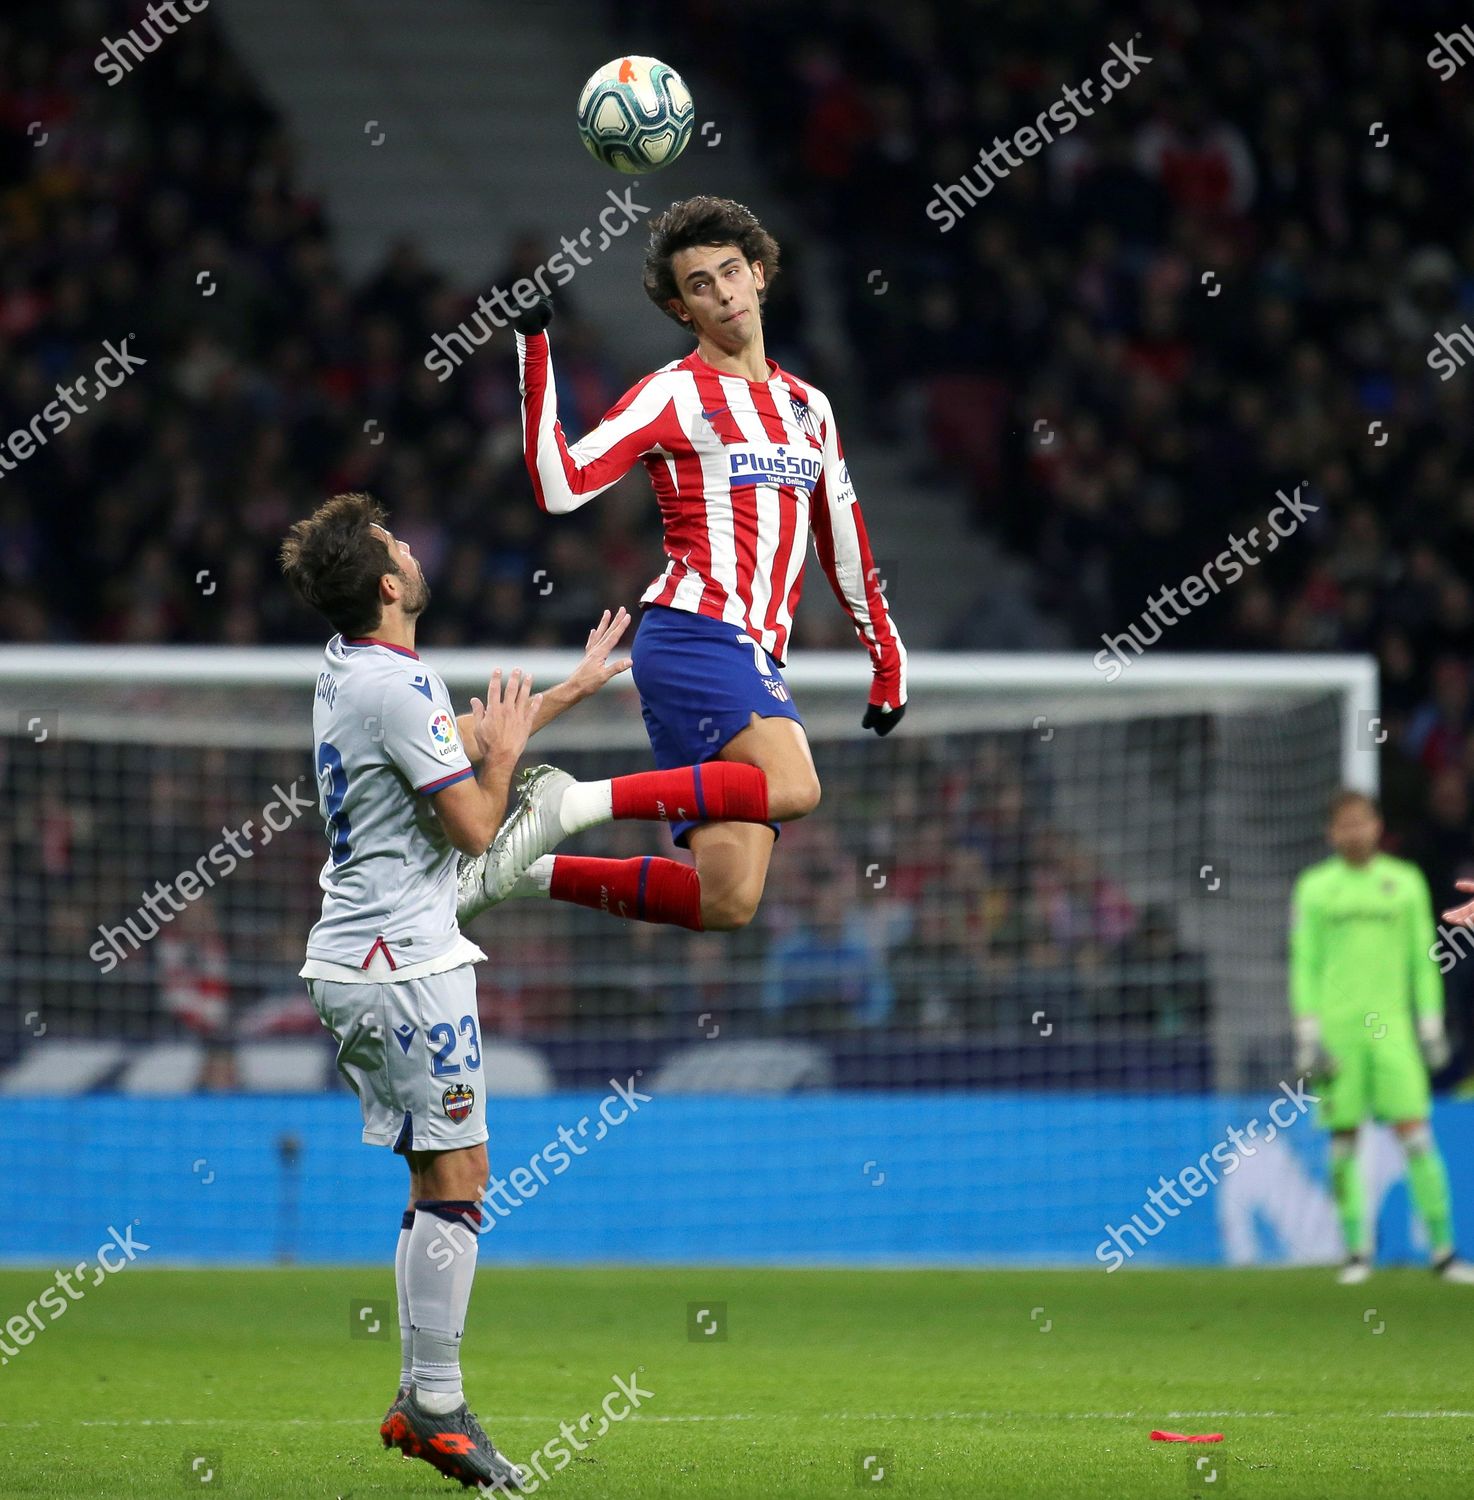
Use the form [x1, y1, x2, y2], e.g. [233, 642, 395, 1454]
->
[790, 396, 820, 437]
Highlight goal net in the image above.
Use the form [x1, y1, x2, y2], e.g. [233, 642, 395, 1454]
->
[0, 648, 1375, 1265]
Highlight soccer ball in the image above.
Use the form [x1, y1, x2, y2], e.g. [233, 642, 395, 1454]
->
[576, 56, 694, 174]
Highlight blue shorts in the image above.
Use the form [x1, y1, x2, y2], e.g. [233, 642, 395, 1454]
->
[631, 605, 803, 847]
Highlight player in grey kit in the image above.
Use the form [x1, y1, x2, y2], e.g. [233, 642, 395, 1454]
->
[280, 491, 633, 1491]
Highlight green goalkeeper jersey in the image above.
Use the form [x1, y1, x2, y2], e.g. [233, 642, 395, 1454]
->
[1289, 852, 1443, 1039]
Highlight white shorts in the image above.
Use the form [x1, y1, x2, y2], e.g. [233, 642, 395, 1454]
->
[307, 967, 488, 1153]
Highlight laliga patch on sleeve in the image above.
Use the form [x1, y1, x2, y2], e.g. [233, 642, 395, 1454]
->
[427, 710, 461, 762]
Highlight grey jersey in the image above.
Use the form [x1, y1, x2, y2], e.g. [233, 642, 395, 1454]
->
[305, 636, 474, 969]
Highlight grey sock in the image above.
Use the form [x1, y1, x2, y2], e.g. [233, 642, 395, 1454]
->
[407, 1200, 481, 1404]
[394, 1209, 415, 1390]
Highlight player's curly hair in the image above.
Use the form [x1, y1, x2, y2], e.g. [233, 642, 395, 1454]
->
[279, 492, 396, 637]
[642, 195, 781, 330]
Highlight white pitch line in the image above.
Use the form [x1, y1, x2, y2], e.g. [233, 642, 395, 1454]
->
[0, 1409, 1464, 1431]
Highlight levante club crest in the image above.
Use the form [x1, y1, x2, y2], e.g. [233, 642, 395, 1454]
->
[442, 1084, 475, 1123]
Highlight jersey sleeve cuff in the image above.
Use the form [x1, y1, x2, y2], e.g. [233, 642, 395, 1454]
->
[417, 765, 474, 795]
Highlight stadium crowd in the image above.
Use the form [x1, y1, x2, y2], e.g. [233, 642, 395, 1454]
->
[6, 723, 1207, 1087]
[3, 1, 1472, 1078]
[656, 0, 1474, 883]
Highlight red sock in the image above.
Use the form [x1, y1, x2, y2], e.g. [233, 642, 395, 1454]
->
[548, 855, 704, 930]
[609, 763, 768, 825]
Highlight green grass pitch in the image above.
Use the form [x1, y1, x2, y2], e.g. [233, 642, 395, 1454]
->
[2, 1266, 1472, 1497]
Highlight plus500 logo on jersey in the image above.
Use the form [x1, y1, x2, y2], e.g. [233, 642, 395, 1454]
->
[728, 445, 821, 492]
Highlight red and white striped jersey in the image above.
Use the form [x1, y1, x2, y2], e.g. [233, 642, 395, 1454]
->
[517, 331, 906, 709]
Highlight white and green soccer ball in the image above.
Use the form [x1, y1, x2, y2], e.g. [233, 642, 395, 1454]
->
[576, 55, 694, 174]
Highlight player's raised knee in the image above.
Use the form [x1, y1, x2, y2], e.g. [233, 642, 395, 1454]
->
[700, 875, 765, 931]
[772, 769, 821, 822]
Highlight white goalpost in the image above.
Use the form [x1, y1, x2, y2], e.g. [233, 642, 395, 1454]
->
[0, 650, 1375, 1107]
[5, 644, 1377, 764]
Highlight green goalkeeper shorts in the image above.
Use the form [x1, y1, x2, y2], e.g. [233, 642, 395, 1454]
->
[1320, 1031, 1430, 1131]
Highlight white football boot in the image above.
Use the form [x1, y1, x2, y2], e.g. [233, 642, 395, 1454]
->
[1335, 1254, 1372, 1286]
[1433, 1251, 1474, 1284]
[456, 764, 574, 922]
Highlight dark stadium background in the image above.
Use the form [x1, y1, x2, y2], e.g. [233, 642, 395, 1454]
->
[3, 0, 1474, 1262]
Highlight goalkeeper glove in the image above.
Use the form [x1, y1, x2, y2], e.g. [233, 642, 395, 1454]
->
[863, 670, 906, 737]
[862, 701, 905, 737]
[1293, 1015, 1337, 1082]
[511, 295, 553, 337]
[1419, 1014, 1452, 1073]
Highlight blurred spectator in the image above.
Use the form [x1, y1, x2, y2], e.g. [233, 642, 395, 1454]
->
[760, 868, 896, 1027]
[0, 6, 656, 656]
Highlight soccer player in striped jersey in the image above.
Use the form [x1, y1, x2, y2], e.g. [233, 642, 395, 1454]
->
[458, 196, 907, 934]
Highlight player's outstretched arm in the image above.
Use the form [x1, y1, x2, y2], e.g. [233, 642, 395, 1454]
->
[516, 300, 673, 516]
[510, 297, 553, 337]
[530, 606, 634, 734]
[454, 608, 633, 758]
[808, 397, 908, 735]
[434, 669, 542, 855]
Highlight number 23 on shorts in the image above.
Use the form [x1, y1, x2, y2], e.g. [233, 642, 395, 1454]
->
[427, 1013, 482, 1076]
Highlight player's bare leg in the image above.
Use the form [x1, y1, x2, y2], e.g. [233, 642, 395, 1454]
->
[686, 821, 775, 930]
[715, 714, 822, 821]
[458, 715, 818, 930]
[475, 758, 773, 897]
[381, 1143, 527, 1490]
[689, 714, 821, 929]
[457, 756, 771, 919]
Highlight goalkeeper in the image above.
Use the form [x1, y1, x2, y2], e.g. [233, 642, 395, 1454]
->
[1290, 789, 1473, 1284]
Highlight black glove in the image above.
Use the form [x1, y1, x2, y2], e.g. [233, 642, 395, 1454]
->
[511, 295, 554, 337]
[862, 702, 906, 737]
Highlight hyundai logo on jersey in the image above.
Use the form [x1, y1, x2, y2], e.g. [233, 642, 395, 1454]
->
[727, 445, 821, 492]
[834, 459, 856, 505]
